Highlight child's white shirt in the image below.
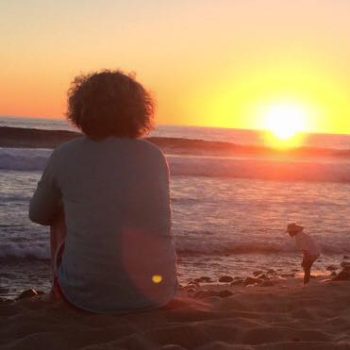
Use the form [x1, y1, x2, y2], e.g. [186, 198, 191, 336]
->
[294, 231, 320, 256]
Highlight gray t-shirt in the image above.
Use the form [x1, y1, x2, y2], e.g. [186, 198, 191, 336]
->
[29, 136, 178, 313]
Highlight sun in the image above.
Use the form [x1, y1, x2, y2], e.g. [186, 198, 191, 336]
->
[261, 102, 309, 149]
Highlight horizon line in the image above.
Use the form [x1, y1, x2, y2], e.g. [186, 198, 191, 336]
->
[1, 114, 350, 137]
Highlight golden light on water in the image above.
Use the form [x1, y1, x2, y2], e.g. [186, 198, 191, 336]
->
[261, 102, 310, 149]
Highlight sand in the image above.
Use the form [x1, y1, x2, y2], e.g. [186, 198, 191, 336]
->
[1, 277, 350, 350]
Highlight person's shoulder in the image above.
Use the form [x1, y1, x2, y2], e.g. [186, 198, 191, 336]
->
[134, 139, 166, 159]
[54, 136, 86, 154]
[50, 137, 86, 162]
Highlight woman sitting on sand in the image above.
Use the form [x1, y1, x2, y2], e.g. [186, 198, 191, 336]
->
[29, 70, 178, 313]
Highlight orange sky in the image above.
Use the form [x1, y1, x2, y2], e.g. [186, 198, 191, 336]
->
[1, 0, 350, 133]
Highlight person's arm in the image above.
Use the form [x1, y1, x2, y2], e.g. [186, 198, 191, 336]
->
[50, 211, 66, 278]
[29, 150, 62, 225]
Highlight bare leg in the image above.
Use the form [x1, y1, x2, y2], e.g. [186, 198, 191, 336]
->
[50, 212, 66, 292]
[304, 267, 311, 284]
[301, 252, 313, 284]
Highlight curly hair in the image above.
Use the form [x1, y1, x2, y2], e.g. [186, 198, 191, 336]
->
[66, 70, 154, 139]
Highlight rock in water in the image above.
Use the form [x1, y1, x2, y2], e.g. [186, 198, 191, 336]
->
[326, 265, 338, 271]
[230, 277, 244, 286]
[260, 280, 274, 287]
[218, 275, 233, 283]
[244, 277, 260, 286]
[256, 273, 269, 280]
[194, 276, 212, 283]
[340, 262, 350, 269]
[332, 269, 350, 281]
[253, 270, 263, 276]
[16, 289, 39, 300]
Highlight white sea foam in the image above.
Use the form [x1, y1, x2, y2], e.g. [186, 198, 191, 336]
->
[175, 239, 349, 256]
[0, 236, 348, 262]
[0, 242, 50, 260]
[0, 148, 52, 171]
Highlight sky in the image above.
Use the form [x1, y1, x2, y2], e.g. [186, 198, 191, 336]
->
[1, 0, 350, 133]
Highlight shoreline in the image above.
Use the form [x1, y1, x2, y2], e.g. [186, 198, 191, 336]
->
[1, 277, 349, 349]
[1, 254, 347, 301]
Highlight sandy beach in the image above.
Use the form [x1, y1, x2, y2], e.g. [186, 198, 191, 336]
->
[1, 277, 349, 350]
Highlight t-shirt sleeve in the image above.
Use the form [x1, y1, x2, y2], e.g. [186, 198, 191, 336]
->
[29, 149, 62, 225]
[295, 234, 320, 255]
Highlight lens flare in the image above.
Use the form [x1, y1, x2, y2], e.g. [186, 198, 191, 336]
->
[152, 274, 163, 284]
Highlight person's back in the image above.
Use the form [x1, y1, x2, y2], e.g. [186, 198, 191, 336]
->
[294, 230, 320, 257]
[29, 70, 178, 313]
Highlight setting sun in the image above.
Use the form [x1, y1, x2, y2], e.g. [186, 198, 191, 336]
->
[261, 102, 309, 149]
[264, 103, 307, 139]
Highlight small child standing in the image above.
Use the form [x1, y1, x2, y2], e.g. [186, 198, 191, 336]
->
[287, 223, 320, 284]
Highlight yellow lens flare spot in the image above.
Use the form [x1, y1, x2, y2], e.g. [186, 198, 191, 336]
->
[152, 274, 163, 284]
[261, 103, 308, 149]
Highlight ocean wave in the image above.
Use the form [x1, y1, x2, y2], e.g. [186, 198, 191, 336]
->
[2, 147, 350, 183]
[0, 242, 49, 260]
[176, 240, 349, 256]
[173, 156, 350, 182]
[3, 126, 350, 158]
[0, 148, 52, 171]
[0, 239, 347, 262]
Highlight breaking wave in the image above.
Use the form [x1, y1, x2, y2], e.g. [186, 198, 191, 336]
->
[1, 236, 348, 262]
[2, 147, 350, 183]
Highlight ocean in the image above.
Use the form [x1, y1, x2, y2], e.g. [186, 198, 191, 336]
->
[1, 116, 350, 299]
